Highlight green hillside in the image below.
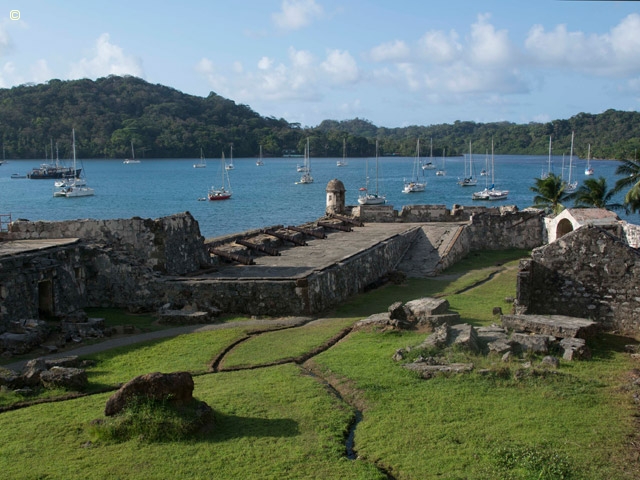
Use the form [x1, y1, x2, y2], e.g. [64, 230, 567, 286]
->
[0, 75, 638, 160]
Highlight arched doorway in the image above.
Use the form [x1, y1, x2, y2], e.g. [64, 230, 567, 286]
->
[556, 218, 574, 239]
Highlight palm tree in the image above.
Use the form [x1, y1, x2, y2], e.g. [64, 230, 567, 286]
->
[567, 177, 623, 210]
[530, 173, 571, 215]
[613, 156, 640, 213]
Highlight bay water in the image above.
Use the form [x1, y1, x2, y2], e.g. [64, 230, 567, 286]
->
[0, 154, 635, 239]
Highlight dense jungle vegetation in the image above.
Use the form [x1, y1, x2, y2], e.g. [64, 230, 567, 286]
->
[0, 75, 639, 160]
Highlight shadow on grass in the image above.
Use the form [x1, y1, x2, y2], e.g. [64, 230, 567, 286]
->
[588, 333, 639, 360]
[205, 411, 300, 441]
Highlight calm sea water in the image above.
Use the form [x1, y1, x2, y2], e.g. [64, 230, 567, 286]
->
[0, 154, 636, 239]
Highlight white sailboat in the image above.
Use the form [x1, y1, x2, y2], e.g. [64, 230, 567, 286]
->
[564, 131, 578, 192]
[458, 140, 478, 186]
[421, 138, 435, 170]
[225, 145, 234, 170]
[337, 138, 348, 167]
[297, 138, 313, 184]
[54, 142, 86, 187]
[584, 144, 594, 176]
[541, 135, 552, 179]
[194, 148, 207, 168]
[123, 140, 140, 164]
[54, 129, 94, 197]
[208, 151, 232, 200]
[256, 145, 264, 166]
[358, 140, 386, 205]
[435, 148, 446, 176]
[402, 139, 426, 193]
[472, 138, 508, 201]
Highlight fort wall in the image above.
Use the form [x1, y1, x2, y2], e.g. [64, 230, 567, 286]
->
[8, 212, 210, 275]
[516, 225, 640, 334]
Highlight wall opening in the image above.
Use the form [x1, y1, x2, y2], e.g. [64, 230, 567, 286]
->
[556, 218, 574, 239]
[38, 280, 55, 319]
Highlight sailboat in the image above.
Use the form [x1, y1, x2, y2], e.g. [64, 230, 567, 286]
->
[54, 142, 86, 187]
[208, 150, 232, 200]
[256, 145, 264, 166]
[421, 138, 436, 170]
[297, 138, 313, 184]
[193, 148, 207, 168]
[435, 148, 446, 176]
[563, 131, 578, 192]
[225, 145, 234, 170]
[584, 144, 594, 176]
[358, 140, 386, 205]
[337, 139, 348, 167]
[458, 140, 478, 186]
[541, 135, 552, 179]
[472, 138, 508, 200]
[402, 139, 426, 193]
[123, 140, 140, 164]
[53, 129, 94, 197]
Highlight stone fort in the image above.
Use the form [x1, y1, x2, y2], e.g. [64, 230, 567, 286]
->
[1, 179, 639, 355]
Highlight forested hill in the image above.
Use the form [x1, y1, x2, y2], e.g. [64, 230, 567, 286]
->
[0, 75, 638, 160]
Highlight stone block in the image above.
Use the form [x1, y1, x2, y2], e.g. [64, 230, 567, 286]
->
[405, 298, 450, 319]
[449, 323, 480, 353]
[501, 314, 598, 339]
[559, 337, 591, 361]
[40, 367, 88, 391]
[510, 332, 550, 354]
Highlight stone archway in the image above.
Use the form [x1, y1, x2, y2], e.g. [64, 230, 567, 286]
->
[556, 218, 574, 239]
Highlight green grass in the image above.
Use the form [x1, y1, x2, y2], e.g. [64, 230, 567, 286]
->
[0, 249, 638, 479]
[221, 317, 355, 368]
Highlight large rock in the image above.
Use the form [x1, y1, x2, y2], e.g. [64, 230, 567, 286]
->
[501, 314, 598, 339]
[104, 371, 195, 416]
[510, 333, 552, 354]
[21, 358, 48, 386]
[40, 367, 88, 390]
[559, 337, 592, 361]
[449, 324, 480, 353]
[405, 298, 451, 319]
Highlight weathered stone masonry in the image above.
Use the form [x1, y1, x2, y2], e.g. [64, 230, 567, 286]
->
[516, 225, 640, 335]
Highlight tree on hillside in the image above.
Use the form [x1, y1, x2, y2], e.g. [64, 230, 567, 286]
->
[613, 157, 640, 213]
[566, 177, 623, 210]
[530, 173, 572, 214]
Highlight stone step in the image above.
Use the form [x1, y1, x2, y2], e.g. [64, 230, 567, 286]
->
[501, 314, 598, 339]
[396, 224, 465, 277]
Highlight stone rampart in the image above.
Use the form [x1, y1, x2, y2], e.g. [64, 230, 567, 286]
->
[0, 243, 87, 332]
[9, 212, 210, 275]
[516, 225, 640, 334]
[160, 227, 417, 316]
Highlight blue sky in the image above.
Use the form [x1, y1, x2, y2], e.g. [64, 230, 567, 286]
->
[1, 1, 639, 128]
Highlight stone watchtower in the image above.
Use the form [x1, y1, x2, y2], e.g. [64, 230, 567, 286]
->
[326, 179, 346, 215]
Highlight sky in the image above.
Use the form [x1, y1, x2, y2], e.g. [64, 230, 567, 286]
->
[1, 0, 639, 128]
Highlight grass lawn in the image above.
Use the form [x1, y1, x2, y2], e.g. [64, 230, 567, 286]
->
[0, 249, 638, 479]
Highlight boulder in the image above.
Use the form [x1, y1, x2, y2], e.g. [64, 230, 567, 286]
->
[449, 324, 480, 353]
[21, 358, 48, 386]
[420, 324, 450, 349]
[404, 297, 450, 319]
[510, 333, 551, 354]
[388, 302, 408, 323]
[104, 371, 195, 416]
[559, 337, 592, 361]
[501, 314, 598, 339]
[40, 367, 88, 390]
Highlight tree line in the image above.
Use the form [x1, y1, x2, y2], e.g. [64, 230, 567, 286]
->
[0, 75, 639, 161]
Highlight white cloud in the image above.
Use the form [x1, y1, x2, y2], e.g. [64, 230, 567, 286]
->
[272, 0, 323, 31]
[30, 59, 52, 83]
[370, 40, 410, 63]
[195, 57, 228, 92]
[468, 13, 514, 66]
[525, 13, 640, 76]
[257, 56, 273, 70]
[321, 49, 359, 84]
[0, 23, 13, 57]
[68, 33, 143, 79]
[417, 30, 461, 64]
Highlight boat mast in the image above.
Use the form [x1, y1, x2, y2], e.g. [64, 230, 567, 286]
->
[375, 139, 379, 195]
